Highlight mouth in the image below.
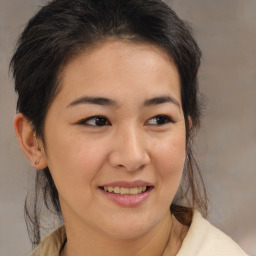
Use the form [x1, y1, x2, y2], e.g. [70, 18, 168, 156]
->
[98, 181, 154, 207]
[99, 186, 153, 196]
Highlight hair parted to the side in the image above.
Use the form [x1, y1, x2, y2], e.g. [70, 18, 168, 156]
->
[10, 0, 208, 246]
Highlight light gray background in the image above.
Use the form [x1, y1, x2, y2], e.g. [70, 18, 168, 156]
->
[1, 0, 255, 255]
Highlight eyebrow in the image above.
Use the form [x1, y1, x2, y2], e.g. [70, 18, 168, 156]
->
[67, 97, 118, 108]
[143, 96, 180, 109]
[67, 95, 180, 109]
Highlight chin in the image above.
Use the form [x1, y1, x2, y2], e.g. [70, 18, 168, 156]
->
[97, 213, 161, 240]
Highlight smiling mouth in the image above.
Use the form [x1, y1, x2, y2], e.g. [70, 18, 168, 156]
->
[99, 186, 153, 195]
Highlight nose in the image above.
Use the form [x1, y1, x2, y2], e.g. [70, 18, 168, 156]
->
[108, 126, 150, 171]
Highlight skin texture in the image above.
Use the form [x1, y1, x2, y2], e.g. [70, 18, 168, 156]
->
[14, 41, 188, 256]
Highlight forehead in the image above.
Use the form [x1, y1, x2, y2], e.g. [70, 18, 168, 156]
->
[56, 40, 181, 105]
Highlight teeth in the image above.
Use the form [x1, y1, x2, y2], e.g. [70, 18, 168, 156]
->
[129, 187, 138, 195]
[120, 187, 129, 195]
[103, 186, 148, 195]
[104, 187, 113, 192]
[114, 187, 120, 193]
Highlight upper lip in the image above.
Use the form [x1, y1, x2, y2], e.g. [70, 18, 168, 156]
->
[99, 180, 153, 188]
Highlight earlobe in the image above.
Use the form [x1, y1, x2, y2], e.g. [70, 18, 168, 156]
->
[13, 113, 48, 169]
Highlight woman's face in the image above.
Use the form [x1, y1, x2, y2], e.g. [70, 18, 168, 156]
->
[42, 41, 186, 239]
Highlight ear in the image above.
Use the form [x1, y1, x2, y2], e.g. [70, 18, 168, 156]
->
[14, 113, 48, 169]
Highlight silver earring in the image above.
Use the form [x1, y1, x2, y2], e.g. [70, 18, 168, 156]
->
[34, 160, 39, 165]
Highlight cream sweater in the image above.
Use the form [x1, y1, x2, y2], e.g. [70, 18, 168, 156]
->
[30, 210, 248, 256]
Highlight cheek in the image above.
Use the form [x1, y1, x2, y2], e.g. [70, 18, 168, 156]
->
[151, 132, 186, 191]
[45, 130, 107, 195]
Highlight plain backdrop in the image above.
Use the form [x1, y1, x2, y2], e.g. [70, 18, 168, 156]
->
[1, 0, 255, 255]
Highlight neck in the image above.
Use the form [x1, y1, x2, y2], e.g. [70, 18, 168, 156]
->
[61, 212, 187, 256]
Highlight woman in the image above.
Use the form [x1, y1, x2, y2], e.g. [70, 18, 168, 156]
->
[11, 0, 248, 255]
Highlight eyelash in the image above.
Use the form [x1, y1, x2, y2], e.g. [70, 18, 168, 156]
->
[77, 115, 174, 127]
[146, 115, 174, 126]
[77, 116, 110, 127]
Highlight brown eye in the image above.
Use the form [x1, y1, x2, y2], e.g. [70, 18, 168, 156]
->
[79, 116, 110, 126]
[146, 115, 173, 125]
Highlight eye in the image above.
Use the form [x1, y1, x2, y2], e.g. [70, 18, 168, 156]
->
[78, 116, 110, 127]
[146, 115, 173, 126]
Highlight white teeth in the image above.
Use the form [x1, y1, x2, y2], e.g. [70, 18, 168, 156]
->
[120, 187, 129, 195]
[104, 186, 114, 192]
[103, 186, 148, 195]
[114, 187, 120, 193]
[129, 187, 138, 195]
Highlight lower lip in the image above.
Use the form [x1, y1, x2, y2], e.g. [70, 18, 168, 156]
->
[99, 187, 153, 207]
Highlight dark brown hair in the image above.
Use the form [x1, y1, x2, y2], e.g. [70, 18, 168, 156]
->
[10, 0, 208, 246]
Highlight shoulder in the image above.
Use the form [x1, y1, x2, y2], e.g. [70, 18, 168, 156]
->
[177, 209, 248, 256]
[30, 226, 66, 256]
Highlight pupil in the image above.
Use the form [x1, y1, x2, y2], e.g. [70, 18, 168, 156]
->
[96, 117, 106, 126]
[156, 116, 166, 124]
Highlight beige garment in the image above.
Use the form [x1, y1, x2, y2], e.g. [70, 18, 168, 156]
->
[30, 210, 248, 256]
[176, 210, 248, 256]
[30, 226, 66, 256]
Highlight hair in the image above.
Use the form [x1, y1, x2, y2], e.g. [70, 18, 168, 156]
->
[10, 0, 208, 246]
